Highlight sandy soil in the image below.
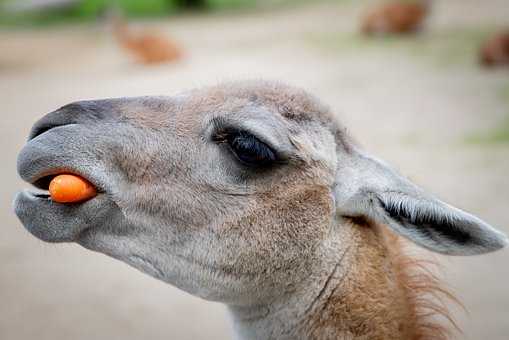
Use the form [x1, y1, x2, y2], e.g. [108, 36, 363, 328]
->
[1, 1, 508, 339]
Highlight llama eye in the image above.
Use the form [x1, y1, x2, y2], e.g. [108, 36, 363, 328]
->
[226, 132, 276, 167]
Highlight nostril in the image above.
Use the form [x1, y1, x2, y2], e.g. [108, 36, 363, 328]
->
[28, 99, 116, 141]
[28, 102, 88, 141]
[29, 122, 72, 141]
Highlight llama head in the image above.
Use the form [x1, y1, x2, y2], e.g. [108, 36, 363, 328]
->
[15, 80, 507, 306]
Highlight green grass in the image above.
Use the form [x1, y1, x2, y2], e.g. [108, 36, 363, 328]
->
[0, 0, 264, 27]
[465, 84, 509, 145]
[306, 24, 509, 145]
[0, 0, 346, 27]
[0, 0, 178, 26]
[306, 27, 497, 67]
[500, 83, 509, 102]
[76, 0, 178, 17]
[206, 0, 254, 10]
[465, 121, 509, 145]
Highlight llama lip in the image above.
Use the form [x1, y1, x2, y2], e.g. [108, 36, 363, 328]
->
[14, 123, 116, 242]
[16, 120, 110, 198]
[18, 169, 103, 208]
[20, 171, 101, 201]
[25, 170, 103, 195]
[25, 188, 51, 200]
[14, 163, 109, 241]
[28, 172, 100, 202]
[14, 188, 114, 243]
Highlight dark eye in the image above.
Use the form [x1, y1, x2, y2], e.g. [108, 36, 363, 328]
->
[226, 131, 276, 167]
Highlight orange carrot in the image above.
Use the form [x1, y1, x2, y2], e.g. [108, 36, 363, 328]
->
[49, 174, 97, 203]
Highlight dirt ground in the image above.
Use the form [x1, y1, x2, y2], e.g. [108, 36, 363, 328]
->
[1, 0, 508, 339]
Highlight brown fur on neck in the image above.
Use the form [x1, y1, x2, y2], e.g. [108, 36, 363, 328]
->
[306, 219, 460, 340]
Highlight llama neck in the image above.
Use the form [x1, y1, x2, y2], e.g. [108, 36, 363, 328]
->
[228, 220, 452, 340]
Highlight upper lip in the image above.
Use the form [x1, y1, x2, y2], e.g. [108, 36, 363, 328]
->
[18, 149, 105, 196]
[17, 119, 108, 198]
[29, 122, 78, 142]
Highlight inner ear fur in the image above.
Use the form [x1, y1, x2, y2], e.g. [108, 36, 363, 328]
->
[334, 151, 507, 256]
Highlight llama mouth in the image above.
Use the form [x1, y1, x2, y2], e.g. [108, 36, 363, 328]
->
[18, 170, 103, 209]
[14, 168, 110, 242]
[25, 189, 51, 200]
[14, 186, 115, 243]
[14, 122, 116, 242]
[16, 120, 111, 201]
[31, 173, 58, 193]
[25, 172, 101, 201]
[25, 174, 60, 201]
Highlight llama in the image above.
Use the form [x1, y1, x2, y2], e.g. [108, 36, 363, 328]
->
[480, 31, 509, 67]
[112, 14, 182, 65]
[361, 0, 431, 35]
[14, 80, 507, 339]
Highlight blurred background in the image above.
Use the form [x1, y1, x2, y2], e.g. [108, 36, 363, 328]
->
[0, 0, 508, 339]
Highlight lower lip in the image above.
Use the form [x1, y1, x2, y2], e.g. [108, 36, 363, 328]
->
[20, 188, 101, 205]
[26, 189, 51, 199]
[14, 189, 107, 243]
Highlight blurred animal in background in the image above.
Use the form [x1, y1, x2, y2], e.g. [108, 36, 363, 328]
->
[480, 31, 509, 67]
[111, 12, 183, 65]
[361, 0, 431, 35]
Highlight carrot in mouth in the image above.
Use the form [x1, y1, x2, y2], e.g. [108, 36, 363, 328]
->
[49, 174, 97, 203]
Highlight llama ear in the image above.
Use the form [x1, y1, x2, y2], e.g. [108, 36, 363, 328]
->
[334, 150, 508, 255]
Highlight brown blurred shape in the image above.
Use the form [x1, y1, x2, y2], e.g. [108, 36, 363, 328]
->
[113, 16, 183, 65]
[480, 31, 509, 67]
[361, 1, 430, 35]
